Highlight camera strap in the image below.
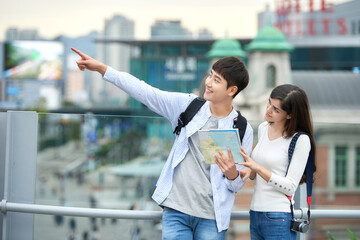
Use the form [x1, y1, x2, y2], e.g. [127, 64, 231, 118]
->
[285, 132, 315, 222]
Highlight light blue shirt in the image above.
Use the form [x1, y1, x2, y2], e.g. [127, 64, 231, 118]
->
[103, 66, 254, 232]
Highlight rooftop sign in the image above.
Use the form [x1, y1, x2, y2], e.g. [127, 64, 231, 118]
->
[274, 0, 348, 37]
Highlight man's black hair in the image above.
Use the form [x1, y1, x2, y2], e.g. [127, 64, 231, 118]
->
[212, 56, 249, 98]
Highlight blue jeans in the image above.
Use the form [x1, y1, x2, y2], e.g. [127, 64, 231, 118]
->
[162, 207, 226, 240]
[249, 210, 297, 240]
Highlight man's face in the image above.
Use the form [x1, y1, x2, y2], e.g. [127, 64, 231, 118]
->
[203, 69, 235, 103]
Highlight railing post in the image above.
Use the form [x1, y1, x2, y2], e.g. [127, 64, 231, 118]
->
[0, 111, 38, 240]
[295, 183, 307, 240]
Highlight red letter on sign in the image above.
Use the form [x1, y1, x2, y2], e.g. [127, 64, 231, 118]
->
[286, 20, 292, 36]
[309, 0, 314, 12]
[295, 0, 300, 13]
[337, 18, 347, 35]
[321, 0, 334, 13]
[308, 19, 316, 35]
[296, 20, 303, 36]
[322, 19, 331, 35]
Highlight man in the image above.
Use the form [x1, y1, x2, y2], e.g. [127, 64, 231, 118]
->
[72, 48, 253, 240]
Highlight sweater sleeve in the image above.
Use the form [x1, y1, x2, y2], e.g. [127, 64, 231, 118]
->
[268, 134, 311, 196]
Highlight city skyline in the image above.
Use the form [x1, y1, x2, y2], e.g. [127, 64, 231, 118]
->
[0, 0, 273, 41]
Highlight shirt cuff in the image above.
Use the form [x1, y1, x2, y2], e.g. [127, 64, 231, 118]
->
[225, 171, 243, 189]
[102, 66, 114, 82]
[268, 174, 293, 195]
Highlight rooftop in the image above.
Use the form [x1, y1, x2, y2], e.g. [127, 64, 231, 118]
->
[293, 71, 360, 109]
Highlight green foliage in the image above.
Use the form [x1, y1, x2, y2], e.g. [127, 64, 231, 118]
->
[62, 100, 81, 108]
[327, 232, 335, 240]
[38, 136, 62, 150]
[97, 140, 116, 157]
[38, 118, 82, 151]
[96, 127, 145, 165]
[348, 229, 357, 240]
[69, 120, 81, 141]
[327, 229, 357, 240]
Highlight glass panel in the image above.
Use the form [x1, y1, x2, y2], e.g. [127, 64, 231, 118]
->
[35, 113, 171, 239]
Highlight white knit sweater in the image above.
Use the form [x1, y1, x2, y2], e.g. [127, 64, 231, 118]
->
[250, 122, 311, 212]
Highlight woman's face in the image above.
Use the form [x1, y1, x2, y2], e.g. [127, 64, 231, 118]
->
[265, 98, 291, 124]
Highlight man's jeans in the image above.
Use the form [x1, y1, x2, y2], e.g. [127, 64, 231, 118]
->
[249, 210, 297, 240]
[162, 207, 226, 240]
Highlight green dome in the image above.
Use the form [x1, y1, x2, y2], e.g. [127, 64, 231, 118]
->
[206, 38, 246, 59]
[246, 24, 294, 52]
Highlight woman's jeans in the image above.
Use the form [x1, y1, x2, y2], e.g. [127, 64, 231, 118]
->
[162, 207, 226, 240]
[249, 210, 297, 240]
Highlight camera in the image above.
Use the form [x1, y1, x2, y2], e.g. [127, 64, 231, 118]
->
[290, 219, 310, 233]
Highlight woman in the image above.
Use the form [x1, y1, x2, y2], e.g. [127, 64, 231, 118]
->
[216, 84, 316, 239]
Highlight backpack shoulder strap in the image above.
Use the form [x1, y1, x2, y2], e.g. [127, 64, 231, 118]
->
[288, 132, 303, 165]
[173, 97, 206, 135]
[234, 110, 247, 143]
[286, 132, 315, 215]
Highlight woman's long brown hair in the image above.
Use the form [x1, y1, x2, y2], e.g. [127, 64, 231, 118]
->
[270, 84, 316, 184]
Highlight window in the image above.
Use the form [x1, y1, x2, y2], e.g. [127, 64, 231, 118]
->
[266, 65, 276, 89]
[142, 45, 157, 57]
[160, 45, 181, 56]
[356, 147, 360, 187]
[335, 146, 348, 187]
[351, 21, 356, 35]
[186, 44, 211, 56]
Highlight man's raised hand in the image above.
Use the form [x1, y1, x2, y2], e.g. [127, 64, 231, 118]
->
[71, 47, 107, 75]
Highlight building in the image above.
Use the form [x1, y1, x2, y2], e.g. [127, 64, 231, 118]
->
[258, 0, 360, 71]
[92, 15, 135, 107]
[150, 20, 192, 39]
[60, 31, 98, 107]
[5, 28, 42, 41]
[243, 21, 294, 120]
[197, 28, 214, 39]
[1, 37, 64, 110]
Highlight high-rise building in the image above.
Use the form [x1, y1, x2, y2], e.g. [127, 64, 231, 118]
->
[60, 31, 98, 107]
[150, 20, 192, 39]
[197, 28, 214, 39]
[5, 28, 41, 41]
[92, 15, 135, 107]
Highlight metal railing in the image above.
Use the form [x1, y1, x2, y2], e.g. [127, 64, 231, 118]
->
[2, 200, 360, 220]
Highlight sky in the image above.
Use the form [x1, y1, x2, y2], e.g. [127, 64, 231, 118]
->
[0, 0, 273, 41]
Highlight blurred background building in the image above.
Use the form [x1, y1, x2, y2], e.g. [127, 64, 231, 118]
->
[151, 20, 193, 39]
[93, 15, 135, 107]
